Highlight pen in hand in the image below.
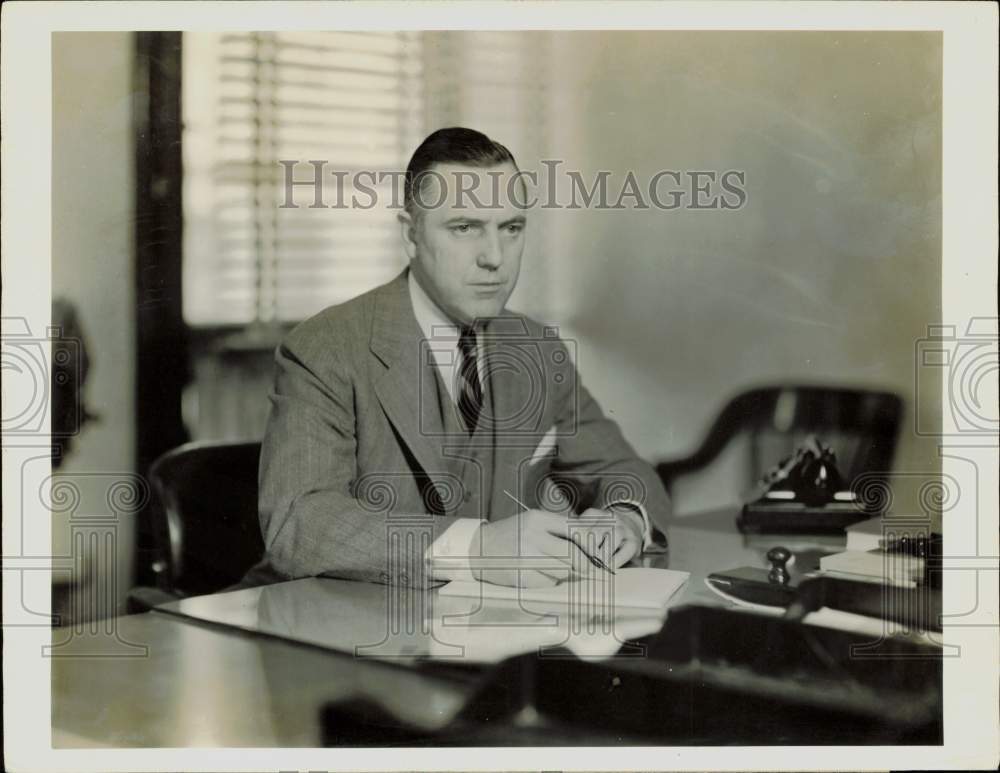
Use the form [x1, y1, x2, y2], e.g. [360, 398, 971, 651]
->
[502, 489, 616, 575]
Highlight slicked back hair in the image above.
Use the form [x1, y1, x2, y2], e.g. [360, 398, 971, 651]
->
[403, 127, 519, 218]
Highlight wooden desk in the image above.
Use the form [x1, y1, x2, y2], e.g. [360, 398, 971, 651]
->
[51, 507, 846, 747]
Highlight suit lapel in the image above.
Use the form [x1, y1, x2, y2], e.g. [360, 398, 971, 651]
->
[369, 274, 549, 520]
[369, 271, 453, 511]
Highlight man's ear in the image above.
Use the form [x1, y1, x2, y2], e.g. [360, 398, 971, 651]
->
[398, 211, 419, 260]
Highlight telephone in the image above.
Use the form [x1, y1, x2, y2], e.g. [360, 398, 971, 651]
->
[737, 435, 872, 533]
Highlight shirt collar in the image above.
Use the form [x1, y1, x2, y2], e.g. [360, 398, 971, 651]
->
[408, 268, 489, 402]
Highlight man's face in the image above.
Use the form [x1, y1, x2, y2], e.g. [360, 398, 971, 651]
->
[401, 162, 526, 325]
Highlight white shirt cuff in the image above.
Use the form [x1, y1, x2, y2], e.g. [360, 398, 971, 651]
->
[606, 499, 654, 551]
[424, 518, 484, 582]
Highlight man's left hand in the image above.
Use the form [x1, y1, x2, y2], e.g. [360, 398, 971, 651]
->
[573, 505, 645, 570]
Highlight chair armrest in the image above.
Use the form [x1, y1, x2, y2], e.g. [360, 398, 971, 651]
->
[655, 457, 705, 491]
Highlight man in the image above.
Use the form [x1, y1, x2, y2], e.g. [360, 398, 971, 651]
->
[255, 127, 668, 589]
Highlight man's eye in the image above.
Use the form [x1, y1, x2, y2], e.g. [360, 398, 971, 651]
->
[451, 223, 474, 234]
[505, 223, 524, 235]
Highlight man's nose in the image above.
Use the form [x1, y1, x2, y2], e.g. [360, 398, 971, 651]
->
[476, 230, 503, 270]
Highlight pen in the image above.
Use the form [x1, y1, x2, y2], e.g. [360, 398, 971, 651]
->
[502, 489, 616, 575]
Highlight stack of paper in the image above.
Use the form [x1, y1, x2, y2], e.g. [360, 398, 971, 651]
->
[845, 516, 931, 552]
[845, 517, 887, 552]
[820, 549, 924, 587]
[439, 567, 690, 611]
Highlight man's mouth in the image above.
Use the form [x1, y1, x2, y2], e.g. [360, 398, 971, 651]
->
[470, 283, 505, 296]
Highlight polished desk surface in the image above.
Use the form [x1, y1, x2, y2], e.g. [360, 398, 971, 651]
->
[52, 507, 846, 747]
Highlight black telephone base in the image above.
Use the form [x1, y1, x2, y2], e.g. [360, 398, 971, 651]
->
[738, 501, 871, 534]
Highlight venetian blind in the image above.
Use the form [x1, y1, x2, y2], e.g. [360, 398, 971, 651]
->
[181, 31, 550, 327]
[182, 31, 424, 326]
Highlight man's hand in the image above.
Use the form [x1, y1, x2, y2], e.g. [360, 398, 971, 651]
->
[471, 506, 646, 586]
[472, 510, 602, 587]
[575, 505, 645, 570]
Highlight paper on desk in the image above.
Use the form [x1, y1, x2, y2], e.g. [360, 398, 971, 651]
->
[439, 567, 689, 611]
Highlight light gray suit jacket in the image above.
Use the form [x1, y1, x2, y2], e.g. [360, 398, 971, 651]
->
[253, 269, 669, 586]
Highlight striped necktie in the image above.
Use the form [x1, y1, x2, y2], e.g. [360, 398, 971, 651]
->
[456, 326, 483, 434]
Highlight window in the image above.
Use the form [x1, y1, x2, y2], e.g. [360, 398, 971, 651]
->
[182, 31, 551, 328]
[182, 31, 423, 326]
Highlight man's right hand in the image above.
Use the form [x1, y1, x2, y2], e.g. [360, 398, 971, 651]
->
[471, 510, 605, 587]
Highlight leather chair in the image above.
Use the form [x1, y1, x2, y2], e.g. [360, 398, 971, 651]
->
[128, 441, 264, 611]
[656, 385, 903, 498]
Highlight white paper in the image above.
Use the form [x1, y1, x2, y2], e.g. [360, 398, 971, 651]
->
[439, 567, 690, 611]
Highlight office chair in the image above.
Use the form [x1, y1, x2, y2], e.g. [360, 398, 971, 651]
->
[655, 385, 903, 499]
[128, 441, 264, 611]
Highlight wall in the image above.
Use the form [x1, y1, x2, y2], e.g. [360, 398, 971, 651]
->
[51, 32, 137, 618]
[511, 31, 942, 514]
